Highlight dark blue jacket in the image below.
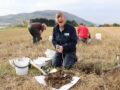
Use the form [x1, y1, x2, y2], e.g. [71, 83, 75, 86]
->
[52, 23, 77, 53]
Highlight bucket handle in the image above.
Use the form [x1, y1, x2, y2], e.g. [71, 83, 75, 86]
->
[13, 60, 29, 68]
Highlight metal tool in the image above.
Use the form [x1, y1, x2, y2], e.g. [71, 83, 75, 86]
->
[38, 66, 47, 75]
[116, 54, 120, 65]
[56, 45, 60, 49]
[114, 54, 120, 68]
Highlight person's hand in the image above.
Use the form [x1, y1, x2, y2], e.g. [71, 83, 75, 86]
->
[56, 46, 63, 53]
[59, 46, 63, 53]
[40, 30, 43, 34]
[40, 37, 42, 40]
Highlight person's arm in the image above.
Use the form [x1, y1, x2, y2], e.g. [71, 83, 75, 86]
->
[62, 27, 77, 51]
[77, 27, 79, 34]
[52, 27, 58, 48]
[77, 27, 80, 39]
[40, 30, 43, 34]
[88, 30, 91, 39]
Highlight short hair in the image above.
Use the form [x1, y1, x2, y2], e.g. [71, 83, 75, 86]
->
[55, 11, 66, 23]
[56, 11, 65, 18]
[42, 23, 47, 28]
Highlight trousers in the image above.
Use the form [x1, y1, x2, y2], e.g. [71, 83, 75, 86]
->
[28, 24, 42, 43]
[52, 51, 77, 69]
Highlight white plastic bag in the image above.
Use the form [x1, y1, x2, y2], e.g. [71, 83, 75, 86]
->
[31, 57, 52, 67]
[45, 49, 55, 59]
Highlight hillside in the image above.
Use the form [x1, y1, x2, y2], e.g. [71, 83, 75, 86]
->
[0, 10, 94, 26]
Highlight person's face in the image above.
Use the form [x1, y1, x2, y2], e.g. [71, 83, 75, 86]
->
[56, 15, 65, 28]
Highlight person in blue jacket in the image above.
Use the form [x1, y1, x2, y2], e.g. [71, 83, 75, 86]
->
[52, 11, 77, 69]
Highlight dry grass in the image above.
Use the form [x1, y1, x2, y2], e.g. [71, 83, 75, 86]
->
[0, 27, 120, 90]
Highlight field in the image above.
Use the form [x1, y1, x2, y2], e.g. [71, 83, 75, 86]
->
[0, 27, 120, 90]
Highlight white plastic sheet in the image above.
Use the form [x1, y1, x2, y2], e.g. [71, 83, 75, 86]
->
[34, 76, 80, 90]
[34, 69, 80, 90]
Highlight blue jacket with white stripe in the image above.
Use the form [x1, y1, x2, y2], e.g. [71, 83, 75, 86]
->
[52, 23, 77, 53]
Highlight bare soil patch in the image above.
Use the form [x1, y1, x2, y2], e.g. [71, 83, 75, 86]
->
[45, 69, 74, 89]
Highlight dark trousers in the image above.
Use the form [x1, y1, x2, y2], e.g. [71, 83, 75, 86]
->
[28, 25, 42, 43]
[52, 51, 77, 69]
[78, 38, 87, 44]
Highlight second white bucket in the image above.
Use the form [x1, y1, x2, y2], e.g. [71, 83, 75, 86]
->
[96, 33, 102, 40]
[49, 36, 52, 41]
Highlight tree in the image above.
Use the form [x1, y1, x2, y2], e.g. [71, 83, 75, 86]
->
[113, 23, 120, 27]
[89, 24, 95, 27]
[99, 24, 110, 27]
[67, 20, 78, 26]
[30, 18, 78, 27]
[30, 18, 55, 26]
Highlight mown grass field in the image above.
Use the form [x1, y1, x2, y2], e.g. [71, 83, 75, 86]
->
[0, 27, 120, 90]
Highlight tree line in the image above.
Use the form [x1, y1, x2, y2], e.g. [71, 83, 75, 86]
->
[30, 18, 78, 27]
[98, 23, 120, 27]
[30, 18, 120, 27]
[16, 18, 120, 27]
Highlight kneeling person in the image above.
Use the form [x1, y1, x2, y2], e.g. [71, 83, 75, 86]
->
[77, 23, 91, 43]
[52, 11, 77, 69]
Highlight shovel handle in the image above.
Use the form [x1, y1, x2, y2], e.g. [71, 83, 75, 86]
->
[30, 61, 47, 75]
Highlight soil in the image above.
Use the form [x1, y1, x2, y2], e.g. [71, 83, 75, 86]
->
[45, 69, 74, 89]
[79, 62, 102, 75]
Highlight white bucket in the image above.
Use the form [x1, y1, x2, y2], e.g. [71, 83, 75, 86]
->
[96, 33, 101, 40]
[15, 66, 28, 75]
[13, 58, 29, 75]
[49, 36, 52, 41]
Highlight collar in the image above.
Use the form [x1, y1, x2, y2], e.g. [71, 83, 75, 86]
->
[57, 23, 67, 32]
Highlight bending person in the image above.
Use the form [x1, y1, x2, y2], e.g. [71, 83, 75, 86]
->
[28, 22, 46, 43]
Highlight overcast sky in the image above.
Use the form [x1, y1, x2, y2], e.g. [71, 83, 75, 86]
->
[0, 0, 120, 24]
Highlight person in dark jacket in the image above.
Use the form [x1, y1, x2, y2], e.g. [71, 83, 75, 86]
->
[28, 22, 46, 43]
[52, 11, 77, 69]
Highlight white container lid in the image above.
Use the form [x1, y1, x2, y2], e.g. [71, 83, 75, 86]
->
[13, 57, 30, 68]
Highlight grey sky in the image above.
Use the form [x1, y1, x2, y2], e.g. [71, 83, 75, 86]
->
[0, 0, 120, 24]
